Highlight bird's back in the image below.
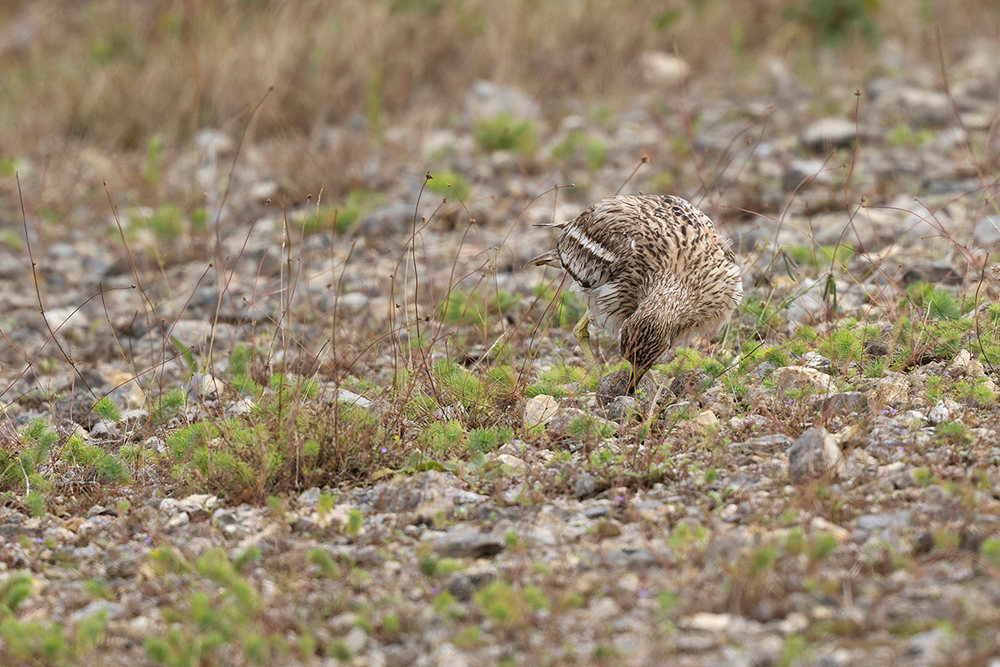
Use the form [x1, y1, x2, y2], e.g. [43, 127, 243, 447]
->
[550, 194, 741, 337]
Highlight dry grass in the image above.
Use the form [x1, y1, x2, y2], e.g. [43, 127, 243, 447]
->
[1, 0, 998, 156]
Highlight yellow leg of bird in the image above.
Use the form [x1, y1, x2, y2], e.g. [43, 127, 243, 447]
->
[572, 311, 600, 373]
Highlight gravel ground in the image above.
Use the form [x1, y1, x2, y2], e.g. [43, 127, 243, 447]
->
[1, 37, 1000, 666]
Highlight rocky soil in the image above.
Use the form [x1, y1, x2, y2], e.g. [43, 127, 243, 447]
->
[2, 38, 1000, 666]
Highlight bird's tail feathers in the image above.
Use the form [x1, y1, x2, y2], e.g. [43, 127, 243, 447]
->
[532, 219, 570, 229]
[524, 250, 560, 269]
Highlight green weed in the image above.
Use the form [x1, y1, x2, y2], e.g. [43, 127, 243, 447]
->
[418, 419, 466, 455]
[784, 243, 854, 269]
[92, 396, 122, 422]
[568, 414, 614, 441]
[533, 283, 585, 329]
[426, 169, 472, 201]
[0, 156, 21, 179]
[63, 435, 130, 484]
[473, 580, 528, 626]
[467, 425, 514, 453]
[143, 135, 162, 186]
[906, 282, 963, 321]
[741, 295, 782, 332]
[526, 363, 585, 398]
[551, 130, 606, 171]
[435, 287, 519, 327]
[981, 537, 1000, 570]
[822, 324, 863, 363]
[473, 113, 536, 154]
[934, 420, 972, 447]
[150, 387, 187, 423]
[887, 123, 932, 148]
[787, 0, 880, 46]
[163, 385, 396, 501]
[144, 548, 281, 665]
[298, 190, 380, 235]
[0, 573, 107, 663]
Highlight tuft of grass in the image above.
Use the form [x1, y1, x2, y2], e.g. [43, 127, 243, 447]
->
[981, 537, 1000, 570]
[143, 135, 162, 186]
[786, 0, 880, 46]
[298, 190, 380, 235]
[129, 205, 185, 241]
[473, 113, 536, 155]
[567, 414, 614, 441]
[435, 287, 519, 328]
[0, 229, 24, 252]
[426, 170, 472, 201]
[551, 130, 606, 171]
[822, 324, 863, 364]
[533, 284, 585, 330]
[92, 396, 122, 422]
[467, 425, 514, 453]
[526, 363, 586, 398]
[740, 295, 782, 332]
[144, 548, 283, 665]
[2, 419, 57, 493]
[161, 379, 399, 502]
[893, 315, 973, 366]
[150, 387, 187, 424]
[934, 420, 972, 447]
[432, 360, 498, 423]
[63, 435, 130, 484]
[0, 572, 107, 663]
[862, 357, 885, 378]
[0, 420, 128, 515]
[0, 156, 21, 178]
[887, 123, 932, 148]
[906, 282, 963, 321]
[784, 243, 853, 269]
[473, 580, 529, 627]
[418, 419, 466, 456]
[1, 573, 34, 613]
[809, 533, 838, 561]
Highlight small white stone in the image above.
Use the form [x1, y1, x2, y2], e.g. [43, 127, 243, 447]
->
[809, 515, 850, 542]
[333, 388, 373, 410]
[164, 512, 190, 531]
[496, 454, 527, 472]
[689, 409, 720, 430]
[776, 611, 810, 635]
[774, 366, 836, 400]
[802, 117, 859, 149]
[685, 612, 734, 633]
[928, 399, 961, 425]
[639, 51, 691, 87]
[524, 394, 559, 427]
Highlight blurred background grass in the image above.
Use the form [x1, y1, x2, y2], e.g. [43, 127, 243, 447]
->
[1, 0, 997, 156]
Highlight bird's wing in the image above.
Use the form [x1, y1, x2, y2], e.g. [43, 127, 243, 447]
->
[554, 203, 636, 290]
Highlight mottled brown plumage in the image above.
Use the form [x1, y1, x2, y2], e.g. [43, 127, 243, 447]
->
[528, 194, 743, 394]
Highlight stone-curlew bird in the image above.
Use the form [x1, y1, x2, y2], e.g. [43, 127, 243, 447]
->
[528, 194, 743, 395]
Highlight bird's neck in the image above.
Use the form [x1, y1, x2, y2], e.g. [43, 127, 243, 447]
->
[644, 279, 691, 328]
